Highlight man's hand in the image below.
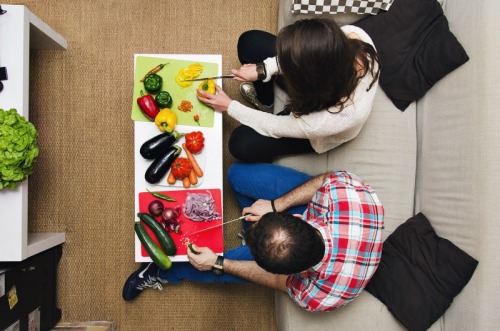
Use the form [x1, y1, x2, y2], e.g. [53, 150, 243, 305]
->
[196, 85, 232, 112]
[242, 199, 274, 222]
[241, 173, 330, 223]
[188, 243, 289, 293]
[187, 244, 217, 271]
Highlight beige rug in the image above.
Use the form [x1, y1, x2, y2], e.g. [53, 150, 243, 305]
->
[3, 0, 279, 329]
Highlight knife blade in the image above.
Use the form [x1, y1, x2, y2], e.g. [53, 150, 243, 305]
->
[186, 214, 249, 236]
[182, 74, 235, 82]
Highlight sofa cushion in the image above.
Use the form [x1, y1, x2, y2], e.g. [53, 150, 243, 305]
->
[353, 0, 469, 111]
[365, 213, 478, 331]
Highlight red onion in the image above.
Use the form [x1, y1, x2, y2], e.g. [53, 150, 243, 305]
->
[148, 200, 164, 216]
[161, 207, 181, 232]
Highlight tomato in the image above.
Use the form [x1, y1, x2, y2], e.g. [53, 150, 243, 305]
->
[170, 157, 192, 179]
[185, 131, 205, 154]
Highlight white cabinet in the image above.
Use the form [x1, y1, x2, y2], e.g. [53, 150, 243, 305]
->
[0, 5, 67, 261]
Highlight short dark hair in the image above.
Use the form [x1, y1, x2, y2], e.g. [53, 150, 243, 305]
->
[245, 212, 325, 275]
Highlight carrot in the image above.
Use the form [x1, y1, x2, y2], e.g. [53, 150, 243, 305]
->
[182, 176, 191, 188]
[167, 171, 176, 185]
[188, 169, 198, 185]
[182, 143, 203, 177]
[140, 63, 169, 82]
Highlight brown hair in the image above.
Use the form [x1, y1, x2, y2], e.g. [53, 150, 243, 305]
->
[276, 18, 380, 115]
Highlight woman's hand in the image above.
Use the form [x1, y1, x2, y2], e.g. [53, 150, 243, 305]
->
[231, 63, 259, 82]
[197, 85, 232, 112]
[242, 199, 275, 222]
[187, 244, 217, 271]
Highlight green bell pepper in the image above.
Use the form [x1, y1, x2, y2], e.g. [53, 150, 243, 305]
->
[143, 73, 162, 94]
[155, 91, 173, 109]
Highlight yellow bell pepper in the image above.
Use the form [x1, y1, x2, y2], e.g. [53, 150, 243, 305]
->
[199, 79, 216, 95]
[155, 108, 177, 132]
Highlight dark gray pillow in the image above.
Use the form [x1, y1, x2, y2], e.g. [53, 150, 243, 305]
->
[354, 0, 469, 111]
[366, 213, 478, 331]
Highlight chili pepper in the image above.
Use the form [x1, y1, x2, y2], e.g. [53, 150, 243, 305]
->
[137, 90, 159, 121]
[140, 63, 169, 82]
[198, 79, 216, 95]
[155, 108, 178, 133]
[193, 114, 201, 126]
[143, 73, 163, 94]
[155, 91, 173, 108]
[146, 188, 176, 202]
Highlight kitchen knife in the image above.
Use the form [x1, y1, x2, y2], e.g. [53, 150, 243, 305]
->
[186, 214, 250, 236]
[182, 74, 235, 82]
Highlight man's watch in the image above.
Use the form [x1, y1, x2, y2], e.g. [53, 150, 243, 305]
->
[256, 62, 266, 81]
[212, 255, 224, 275]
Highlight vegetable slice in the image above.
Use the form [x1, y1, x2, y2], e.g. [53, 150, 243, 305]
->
[175, 63, 203, 87]
[188, 243, 200, 255]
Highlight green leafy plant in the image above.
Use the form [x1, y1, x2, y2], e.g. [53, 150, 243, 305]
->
[0, 108, 39, 190]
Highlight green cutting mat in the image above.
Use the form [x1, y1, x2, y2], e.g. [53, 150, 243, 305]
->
[131, 56, 218, 127]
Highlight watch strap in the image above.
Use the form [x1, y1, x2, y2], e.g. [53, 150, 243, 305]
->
[271, 199, 277, 212]
[256, 62, 266, 81]
[212, 255, 224, 275]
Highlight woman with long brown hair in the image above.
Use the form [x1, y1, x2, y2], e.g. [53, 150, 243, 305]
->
[197, 18, 380, 162]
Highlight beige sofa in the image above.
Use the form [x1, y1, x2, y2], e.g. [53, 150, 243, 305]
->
[273, 0, 500, 330]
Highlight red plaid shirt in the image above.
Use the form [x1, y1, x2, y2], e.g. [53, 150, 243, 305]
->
[286, 171, 384, 312]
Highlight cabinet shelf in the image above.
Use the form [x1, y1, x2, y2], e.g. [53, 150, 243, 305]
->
[0, 5, 67, 261]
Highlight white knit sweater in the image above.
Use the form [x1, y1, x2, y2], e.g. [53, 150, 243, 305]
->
[227, 25, 379, 154]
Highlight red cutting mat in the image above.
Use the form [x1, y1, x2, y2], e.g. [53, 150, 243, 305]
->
[138, 189, 223, 257]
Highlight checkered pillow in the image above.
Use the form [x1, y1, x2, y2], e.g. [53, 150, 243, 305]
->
[292, 0, 395, 15]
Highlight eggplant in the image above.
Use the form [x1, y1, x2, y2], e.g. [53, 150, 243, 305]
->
[145, 145, 181, 184]
[140, 130, 184, 159]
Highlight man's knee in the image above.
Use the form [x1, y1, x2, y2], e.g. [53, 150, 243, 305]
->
[227, 162, 242, 188]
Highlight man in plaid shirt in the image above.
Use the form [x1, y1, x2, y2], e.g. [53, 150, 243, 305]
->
[231, 164, 384, 312]
[123, 163, 383, 310]
[178, 162, 382, 311]
[286, 171, 384, 311]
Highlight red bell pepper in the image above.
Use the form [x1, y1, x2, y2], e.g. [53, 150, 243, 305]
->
[137, 90, 159, 121]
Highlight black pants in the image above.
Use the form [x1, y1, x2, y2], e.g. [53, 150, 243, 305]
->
[230, 30, 314, 163]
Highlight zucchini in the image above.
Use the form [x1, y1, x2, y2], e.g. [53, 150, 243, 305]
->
[145, 145, 182, 184]
[134, 222, 172, 270]
[138, 212, 177, 256]
[140, 131, 184, 160]
[188, 243, 200, 255]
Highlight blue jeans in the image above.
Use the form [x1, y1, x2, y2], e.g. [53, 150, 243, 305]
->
[158, 162, 312, 284]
